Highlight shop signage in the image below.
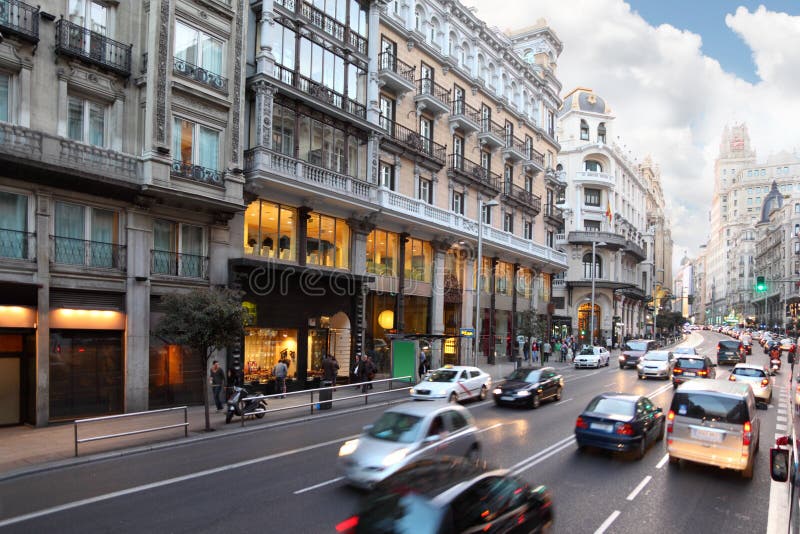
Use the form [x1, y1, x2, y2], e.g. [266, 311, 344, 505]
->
[460, 328, 475, 337]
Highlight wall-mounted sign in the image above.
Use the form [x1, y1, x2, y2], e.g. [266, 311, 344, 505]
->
[460, 328, 475, 337]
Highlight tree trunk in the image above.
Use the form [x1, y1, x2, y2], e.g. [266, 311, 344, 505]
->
[202, 346, 212, 432]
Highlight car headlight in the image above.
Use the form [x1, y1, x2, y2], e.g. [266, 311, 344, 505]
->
[409, 388, 416, 395]
[618, 355, 626, 361]
[382, 447, 409, 467]
[339, 439, 359, 457]
[493, 388, 503, 395]
[516, 390, 531, 397]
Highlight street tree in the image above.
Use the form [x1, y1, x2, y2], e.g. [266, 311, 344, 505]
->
[518, 309, 548, 343]
[155, 287, 243, 431]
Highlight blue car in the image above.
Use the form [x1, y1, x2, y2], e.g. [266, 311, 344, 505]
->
[574, 393, 665, 459]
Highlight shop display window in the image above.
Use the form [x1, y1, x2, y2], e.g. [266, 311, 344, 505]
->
[306, 212, 350, 269]
[243, 328, 298, 385]
[243, 200, 297, 261]
[496, 261, 514, 296]
[366, 229, 398, 277]
[517, 268, 534, 298]
[404, 238, 432, 283]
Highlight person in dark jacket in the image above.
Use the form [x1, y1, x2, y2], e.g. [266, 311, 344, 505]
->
[418, 354, 430, 380]
[322, 354, 339, 388]
[356, 354, 371, 393]
[209, 360, 226, 410]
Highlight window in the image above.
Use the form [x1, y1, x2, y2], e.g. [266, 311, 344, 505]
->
[503, 212, 513, 233]
[523, 221, 533, 240]
[271, 103, 295, 157]
[419, 116, 433, 153]
[584, 160, 602, 172]
[379, 95, 394, 129]
[584, 188, 601, 206]
[452, 191, 464, 215]
[172, 117, 220, 171]
[68, 96, 106, 146]
[306, 212, 349, 268]
[298, 37, 355, 101]
[269, 23, 296, 71]
[546, 230, 554, 248]
[68, 0, 107, 34]
[496, 261, 513, 296]
[295, 110, 366, 176]
[0, 73, 9, 123]
[405, 238, 432, 282]
[153, 219, 205, 277]
[524, 135, 533, 159]
[580, 119, 589, 141]
[453, 85, 465, 114]
[505, 121, 514, 145]
[584, 220, 601, 231]
[175, 21, 223, 76]
[524, 175, 533, 193]
[504, 165, 513, 191]
[366, 229, 399, 276]
[418, 177, 432, 204]
[0, 191, 29, 259]
[379, 162, 395, 190]
[597, 122, 606, 143]
[480, 150, 491, 173]
[547, 110, 555, 137]
[481, 203, 491, 224]
[243, 200, 297, 261]
[414, 7, 422, 32]
[53, 201, 120, 268]
[480, 104, 491, 130]
[582, 252, 602, 279]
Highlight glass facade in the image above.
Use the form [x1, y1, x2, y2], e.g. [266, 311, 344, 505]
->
[496, 261, 513, 296]
[243, 200, 297, 261]
[404, 238, 432, 283]
[149, 341, 203, 408]
[366, 229, 399, 277]
[243, 327, 299, 384]
[404, 295, 430, 334]
[306, 211, 350, 268]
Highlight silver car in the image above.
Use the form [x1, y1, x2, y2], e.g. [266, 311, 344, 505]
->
[337, 402, 481, 489]
[637, 350, 674, 380]
[728, 363, 773, 403]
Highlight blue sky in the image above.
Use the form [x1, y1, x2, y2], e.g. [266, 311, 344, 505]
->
[626, 1, 800, 83]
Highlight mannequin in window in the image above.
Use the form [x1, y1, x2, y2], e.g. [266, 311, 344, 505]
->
[262, 237, 273, 256]
[247, 237, 257, 253]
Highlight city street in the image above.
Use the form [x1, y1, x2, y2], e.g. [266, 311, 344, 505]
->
[0, 331, 781, 533]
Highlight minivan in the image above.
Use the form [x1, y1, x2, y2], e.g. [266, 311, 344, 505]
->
[717, 339, 745, 365]
[666, 379, 763, 478]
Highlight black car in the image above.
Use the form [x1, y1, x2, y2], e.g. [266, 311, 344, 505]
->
[574, 393, 665, 459]
[672, 355, 716, 388]
[493, 367, 564, 409]
[618, 340, 658, 369]
[717, 339, 745, 365]
[336, 457, 554, 534]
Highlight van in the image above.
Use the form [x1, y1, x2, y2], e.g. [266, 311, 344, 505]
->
[666, 379, 763, 478]
[716, 339, 745, 365]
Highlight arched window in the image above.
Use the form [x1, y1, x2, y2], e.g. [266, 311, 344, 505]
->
[460, 41, 469, 67]
[582, 253, 602, 279]
[556, 163, 563, 171]
[580, 119, 589, 141]
[415, 6, 422, 32]
[597, 122, 606, 143]
[584, 160, 603, 172]
[429, 16, 439, 46]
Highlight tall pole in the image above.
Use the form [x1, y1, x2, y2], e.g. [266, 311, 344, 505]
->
[474, 199, 484, 367]
[590, 239, 596, 346]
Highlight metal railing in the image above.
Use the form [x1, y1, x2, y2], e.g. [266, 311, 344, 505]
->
[527, 146, 545, 167]
[448, 154, 501, 190]
[238, 376, 413, 427]
[275, 0, 296, 9]
[74, 406, 188, 457]
[349, 31, 367, 55]
[55, 18, 132, 77]
[544, 203, 564, 219]
[480, 117, 505, 139]
[380, 116, 446, 164]
[0, 228, 35, 261]
[51, 235, 126, 270]
[273, 64, 366, 120]
[301, 1, 345, 42]
[503, 181, 541, 211]
[171, 160, 224, 186]
[0, 0, 39, 43]
[378, 52, 415, 83]
[151, 250, 209, 279]
[173, 56, 228, 92]
[451, 99, 481, 123]
[416, 77, 450, 105]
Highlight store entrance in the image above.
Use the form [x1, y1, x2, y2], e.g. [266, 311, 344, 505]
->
[0, 332, 35, 426]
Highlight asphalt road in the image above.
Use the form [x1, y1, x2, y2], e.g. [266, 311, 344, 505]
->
[0, 331, 780, 533]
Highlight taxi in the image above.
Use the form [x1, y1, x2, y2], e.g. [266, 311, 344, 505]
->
[410, 365, 492, 403]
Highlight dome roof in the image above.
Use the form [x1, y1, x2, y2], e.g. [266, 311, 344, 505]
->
[759, 181, 784, 223]
[559, 87, 611, 116]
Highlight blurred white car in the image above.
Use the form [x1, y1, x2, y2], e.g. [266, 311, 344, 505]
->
[410, 365, 492, 403]
[728, 363, 772, 403]
[637, 350, 674, 380]
[574, 346, 610, 368]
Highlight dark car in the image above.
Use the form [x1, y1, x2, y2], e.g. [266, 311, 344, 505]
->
[574, 393, 665, 459]
[335, 457, 554, 534]
[717, 339, 745, 365]
[618, 340, 658, 369]
[493, 367, 564, 409]
[672, 355, 716, 388]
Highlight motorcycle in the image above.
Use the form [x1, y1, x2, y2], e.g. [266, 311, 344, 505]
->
[225, 386, 268, 424]
[770, 349, 782, 375]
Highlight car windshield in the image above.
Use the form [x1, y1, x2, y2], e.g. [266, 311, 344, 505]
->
[579, 348, 596, 356]
[733, 368, 767, 378]
[368, 412, 422, 443]
[674, 348, 696, 354]
[676, 358, 704, 369]
[672, 392, 748, 424]
[507, 369, 541, 383]
[625, 341, 649, 351]
[719, 341, 740, 349]
[425, 370, 458, 383]
[644, 352, 669, 361]
[586, 397, 635, 417]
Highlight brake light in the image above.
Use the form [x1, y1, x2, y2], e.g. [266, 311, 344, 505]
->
[728, 375, 736, 381]
[336, 515, 359, 533]
[615, 423, 635, 435]
[743, 421, 752, 447]
[667, 410, 674, 433]
[717, 343, 721, 351]
[575, 416, 589, 429]
[673, 368, 683, 374]
[697, 370, 708, 376]
[761, 378, 770, 387]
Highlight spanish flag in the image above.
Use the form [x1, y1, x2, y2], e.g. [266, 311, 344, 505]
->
[605, 199, 612, 223]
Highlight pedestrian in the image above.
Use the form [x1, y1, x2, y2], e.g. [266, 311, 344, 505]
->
[542, 340, 552, 363]
[567, 344, 574, 362]
[273, 358, 288, 398]
[357, 353, 370, 393]
[560, 342, 568, 363]
[366, 355, 376, 390]
[418, 354, 430, 380]
[209, 360, 226, 411]
[531, 340, 539, 363]
[554, 340, 562, 362]
[227, 357, 244, 391]
[523, 339, 530, 362]
[322, 353, 339, 389]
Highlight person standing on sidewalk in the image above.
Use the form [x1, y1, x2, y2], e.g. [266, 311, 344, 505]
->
[273, 359, 288, 398]
[542, 340, 552, 363]
[322, 354, 339, 389]
[531, 340, 539, 363]
[357, 353, 371, 393]
[209, 360, 226, 411]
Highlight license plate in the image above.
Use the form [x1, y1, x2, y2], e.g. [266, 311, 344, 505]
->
[500, 396, 515, 401]
[691, 428, 723, 442]
[684, 372, 696, 376]
[590, 422, 613, 432]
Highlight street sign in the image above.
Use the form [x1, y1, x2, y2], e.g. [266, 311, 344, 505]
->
[460, 328, 475, 337]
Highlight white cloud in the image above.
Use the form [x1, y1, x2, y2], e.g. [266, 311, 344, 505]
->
[461, 0, 800, 269]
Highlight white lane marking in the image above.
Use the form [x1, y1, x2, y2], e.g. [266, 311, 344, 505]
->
[476, 422, 505, 434]
[656, 453, 670, 469]
[626, 475, 652, 501]
[594, 510, 621, 534]
[511, 437, 576, 476]
[603, 382, 618, 388]
[294, 476, 344, 495]
[776, 424, 787, 432]
[509, 435, 576, 471]
[777, 416, 787, 423]
[0, 433, 362, 528]
[558, 397, 575, 405]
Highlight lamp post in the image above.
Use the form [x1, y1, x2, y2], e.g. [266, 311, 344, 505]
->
[474, 198, 499, 366]
[589, 238, 606, 346]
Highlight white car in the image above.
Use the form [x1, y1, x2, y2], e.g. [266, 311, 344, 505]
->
[728, 363, 773, 403]
[573, 346, 611, 368]
[637, 350, 674, 380]
[410, 365, 492, 403]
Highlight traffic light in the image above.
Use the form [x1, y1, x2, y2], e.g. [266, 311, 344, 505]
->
[756, 276, 766, 292]
[687, 295, 694, 305]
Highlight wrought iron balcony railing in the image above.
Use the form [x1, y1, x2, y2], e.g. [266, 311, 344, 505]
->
[273, 64, 366, 120]
[0, 0, 39, 43]
[173, 57, 228, 92]
[380, 116, 446, 165]
[416, 77, 451, 106]
[275, 0, 296, 9]
[51, 235, 126, 270]
[171, 160, 224, 187]
[0, 228, 35, 261]
[151, 250, 209, 279]
[378, 52, 415, 83]
[55, 19, 132, 77]
[544, 203, 564, 219]
[480, 118, 505, 139]
[301, 1, 345, 41]
[451, 99, 481, 122]
[503, 181, 541, 212]
[448, 154, 501, 190]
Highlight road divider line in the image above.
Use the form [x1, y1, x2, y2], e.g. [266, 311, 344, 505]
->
[594, 510, 621, 534]
[656, 453, 669, 469]
[476, 422, 505, 434]
[626, 475, 652, 501]
[509, 435, 575, 472]
[558, 397, 575, 405]
[511, 438, 576, 475]
[294, 476, 344, 495]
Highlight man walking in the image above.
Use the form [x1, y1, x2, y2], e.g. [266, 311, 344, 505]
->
[273, 359, 288, 398]
[209, 360, 226, 411]
[322, 353, 339, 389]
[542, 340, 552, 363]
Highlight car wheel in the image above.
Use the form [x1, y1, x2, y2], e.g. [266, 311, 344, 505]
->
[619, 364, 624, 369]
[606, 358, 610, 367]
[668, 455, 680, 466]
[532, 394, 541, 409]
[555, 387, 563, 401]
[449, 392, 459, 404]
[635, 438, 646, 460]
[479, 385, 487, 401]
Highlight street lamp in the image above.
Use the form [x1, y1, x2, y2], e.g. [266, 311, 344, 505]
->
[474, 198, 499, 366]
[589, 238, 606, 346]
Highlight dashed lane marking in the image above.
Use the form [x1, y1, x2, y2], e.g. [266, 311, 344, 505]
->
[294, 477, 344, 494]
[656, 453, 669, 469]
[594, 510, 621, 534]
[626, 475, 652, 501]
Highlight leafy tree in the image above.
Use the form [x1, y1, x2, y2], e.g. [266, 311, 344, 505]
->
[518, 309, 548, 342]
[155, 288, 243, 431]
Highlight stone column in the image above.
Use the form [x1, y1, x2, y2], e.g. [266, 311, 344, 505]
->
[55, 74, 68, 138]
[366, 1, 381, 124]
[34, 193, 51, 426]
[124, 209, 153, 412]
[253, 81, 276, 149]
[256, 1, 276, 74]
[489, 257, 498, 364]
[18, 64, 31, 127]
[347, 217, 376, 277]
[366, 132, 381, 184]
[430, 240, 451, 335]
[396, 233, 409, 332]
[298, 206, 312, 267]
[111, 97, 124, 152]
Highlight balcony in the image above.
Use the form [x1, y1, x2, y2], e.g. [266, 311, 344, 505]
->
[171, 160, 224, 187]
[543, 203, 564, 226]
[502, 181, 541, 216]
[624, 240, 647, 262]
[272, 64, 366, 120]
[414, 78, 450, 117]
[377, 52, 415, 95]
[555, 232, 567, 245]
[447, 154, 501, 196]
[567, 231, 627, 249]
[449, 99, 480, 135]
[0, 0, 39, 44]
[477, 118, 505, 149]
[502, 136, 527, 163]
[151, 250, 209, 279]
[545, 168, 567, 188]
[55, 19, 132, 77]
[574, 170, 615, 187]
[524, 147, 545, 174]
[0, 229, 35, 261]
[51, 236, 126, 270]
[173, 57, 228, 93]
[380, 116, 446, 167]
[300, 1, 367, 54]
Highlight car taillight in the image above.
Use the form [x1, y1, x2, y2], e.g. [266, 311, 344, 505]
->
[674, 368, 683, 374]
[728, 375, 736, 381]
[697, 370, 708, 376]
[575, 416, 589, 429]
[667, 410, 674, 433]
[717, 343, 721, 351]
[615, 422, 635, 435]
[761, 378, 770, 387]
[743, 421, 752, 447]
[336, 515, 359, 533]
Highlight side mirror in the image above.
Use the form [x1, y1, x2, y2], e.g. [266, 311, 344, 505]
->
[771, 448, 790, 482]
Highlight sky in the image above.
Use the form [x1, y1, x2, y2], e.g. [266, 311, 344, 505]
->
[461, 0, 800, 269]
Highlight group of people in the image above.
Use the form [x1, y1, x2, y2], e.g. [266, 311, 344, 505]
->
[519, 336, 581, 364]
[352, 353, 377, 393]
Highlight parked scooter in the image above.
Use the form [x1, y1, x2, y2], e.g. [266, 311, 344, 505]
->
[225, 386, 267, 424]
